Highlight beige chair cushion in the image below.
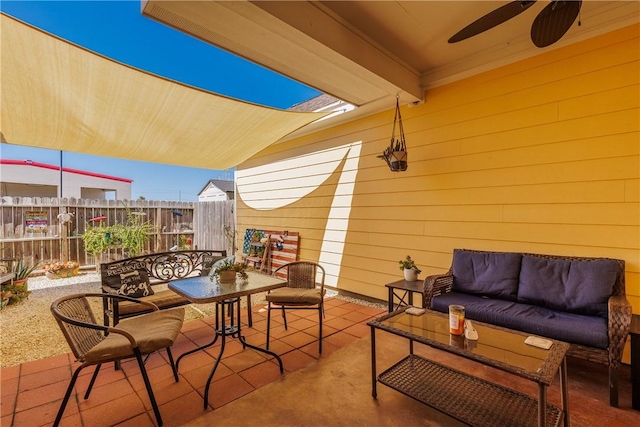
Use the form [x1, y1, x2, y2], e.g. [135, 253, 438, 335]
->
[119, 290, 189, 315]
[85, 307, 185, 363]
[266, 288, 323, 305]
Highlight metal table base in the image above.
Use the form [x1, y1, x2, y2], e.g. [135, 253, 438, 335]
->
[175, 297, 284, 408]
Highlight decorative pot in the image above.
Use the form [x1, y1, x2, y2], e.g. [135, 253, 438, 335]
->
[403, 268, 418, 282]
[12, 279, 28, 290]
[218, 270, 236, 283]
[390, 151, 408, 172]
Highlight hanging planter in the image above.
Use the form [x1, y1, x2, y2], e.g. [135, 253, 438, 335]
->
[389, 150, 408, 172]
[378, 95, 409, 172]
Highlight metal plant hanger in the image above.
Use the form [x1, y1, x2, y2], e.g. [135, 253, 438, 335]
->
[379, 95, 408, 172]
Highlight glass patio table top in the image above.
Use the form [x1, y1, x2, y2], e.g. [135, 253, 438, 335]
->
[168, 270, 286, 304]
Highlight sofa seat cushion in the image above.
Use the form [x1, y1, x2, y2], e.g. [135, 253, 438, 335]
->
[431, 292, 608, 349]
[452, 250, 522, 301]
[517, 255, 618, 318]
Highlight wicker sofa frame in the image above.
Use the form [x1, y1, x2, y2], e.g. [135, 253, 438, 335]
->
[101, 249, 226, 327]
[422, 249, 631, 407]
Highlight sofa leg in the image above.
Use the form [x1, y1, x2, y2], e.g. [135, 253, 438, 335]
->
[609, 365, 619, 407]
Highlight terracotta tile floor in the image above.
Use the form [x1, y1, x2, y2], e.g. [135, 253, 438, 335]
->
[0, 298, 386, 427]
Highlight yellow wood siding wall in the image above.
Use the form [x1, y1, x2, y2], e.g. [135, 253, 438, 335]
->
[237, 25, 639, 317]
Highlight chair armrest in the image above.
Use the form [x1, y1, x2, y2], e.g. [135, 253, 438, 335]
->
[106, 327, 138, 348]
[108, 293, 160, 311]
[608, 294, 632, 368]
[423, 269, 453, 308]
[52, 293, 132, 332]
[101, 289, 160, 327]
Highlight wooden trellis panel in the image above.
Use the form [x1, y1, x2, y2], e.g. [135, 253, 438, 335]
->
[242, 228, 299, 277]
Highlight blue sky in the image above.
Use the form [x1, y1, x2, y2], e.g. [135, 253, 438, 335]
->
[0, 1, 320, 201]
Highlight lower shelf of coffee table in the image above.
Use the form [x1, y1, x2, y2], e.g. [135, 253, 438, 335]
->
[378, 354, 562, 427]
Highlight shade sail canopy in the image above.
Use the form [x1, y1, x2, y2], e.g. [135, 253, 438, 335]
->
[0, 14, 327, 170]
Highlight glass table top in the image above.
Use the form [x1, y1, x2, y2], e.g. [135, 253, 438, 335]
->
[370, 309, 569, 385]
[168, 271, 286, 304]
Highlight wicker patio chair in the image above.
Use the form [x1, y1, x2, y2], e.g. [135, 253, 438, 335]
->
[266, 261, 326, 353]
[50, 293, 184, 427]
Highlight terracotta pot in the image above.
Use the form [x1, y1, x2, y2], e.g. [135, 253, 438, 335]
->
[12, 279, 28, 290]
[218, 270, 236, 283]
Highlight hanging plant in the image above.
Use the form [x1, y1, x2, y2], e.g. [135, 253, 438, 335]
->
[82, 223, 112, 259]
[113, 210, 154, 257]
[81, 205, 153, 260]
[378, 95, 408, 172]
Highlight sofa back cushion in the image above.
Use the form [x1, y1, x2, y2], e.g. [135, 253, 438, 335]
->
[452, 250, 522, 301]
[517, 255, 618, 318]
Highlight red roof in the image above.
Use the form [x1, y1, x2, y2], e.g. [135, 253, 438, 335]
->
[1, 159, 133, 183]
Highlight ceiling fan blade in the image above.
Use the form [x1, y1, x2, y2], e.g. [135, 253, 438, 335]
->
[448, 1, 537, 43]
[531, 0, 582, 48]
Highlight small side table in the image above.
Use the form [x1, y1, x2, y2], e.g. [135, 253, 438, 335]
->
[384, 279, 424, 312]
[630, 314, 640, 410]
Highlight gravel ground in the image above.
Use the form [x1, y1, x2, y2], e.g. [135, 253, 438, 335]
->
[1, 273, 222, 368]
[0, 273, 384, 368]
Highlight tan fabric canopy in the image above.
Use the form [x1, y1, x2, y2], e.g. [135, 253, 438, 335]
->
[0, 14, 327, 170]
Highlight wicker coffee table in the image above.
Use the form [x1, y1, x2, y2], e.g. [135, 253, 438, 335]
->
[368, 308, 570, 427]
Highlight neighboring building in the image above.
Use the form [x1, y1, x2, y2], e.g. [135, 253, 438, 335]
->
[198, 179, 234, 201]
[288, 94, 355, 120]
[0, 159, 132, 199]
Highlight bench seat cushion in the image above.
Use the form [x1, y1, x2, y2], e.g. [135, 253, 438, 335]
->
[431, 291, 608, 349]
[119, 290, 189, 316]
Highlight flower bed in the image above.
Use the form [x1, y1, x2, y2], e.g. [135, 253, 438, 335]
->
[43, 261, 80, 279]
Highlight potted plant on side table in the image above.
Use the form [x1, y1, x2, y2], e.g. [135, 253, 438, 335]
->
[399, 255, 421, 281]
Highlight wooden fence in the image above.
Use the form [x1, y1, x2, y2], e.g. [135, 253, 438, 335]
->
[193, 201, 235, 255]
[0, 197, 234, 269]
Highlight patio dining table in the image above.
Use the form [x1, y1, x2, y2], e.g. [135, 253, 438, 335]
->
[168, 271, 287, 408]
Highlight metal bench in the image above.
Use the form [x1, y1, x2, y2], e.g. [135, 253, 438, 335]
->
[101, 249, 226, 326]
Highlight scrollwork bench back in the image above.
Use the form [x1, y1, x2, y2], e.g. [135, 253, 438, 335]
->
[101, 249, 226, 326]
